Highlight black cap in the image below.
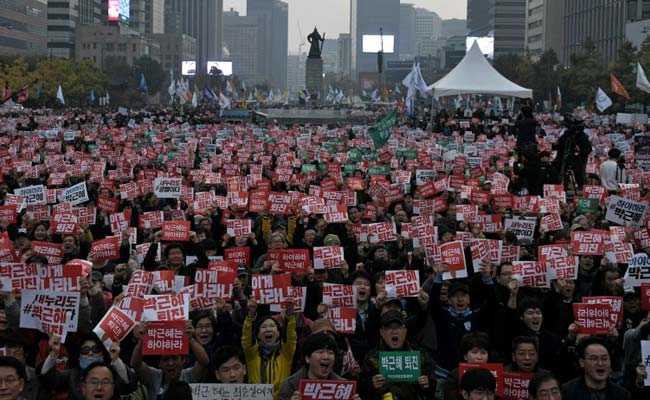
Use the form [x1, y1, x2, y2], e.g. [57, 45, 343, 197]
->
[380, 310, 406, 327]
[15, 229, 29, 239]
[448, 281, 471, 297]
[460, 368, 497, 392]
[384, 297, 403, 308]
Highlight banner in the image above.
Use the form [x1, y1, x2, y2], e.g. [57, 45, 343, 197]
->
[153, 178, 182, 199]
[161, 221, 191, 242]
[299, 379, 356, 400]
[20, 290, 80, 341]
[623, 253, 650, 286]
[379, 351, 421, 382]
[573, 303, 612, 334]
[189, 384, 273, 400]
[605, 195, 647, 226]
[385, 270, 420, 298]
[142, 293, 189, 321]
[251, 274, 291, 304]
[322, 284, 356, 308]
[90, 237, 121, 260]
[313, 246, 345, 270]
[93, 306, 136, 349]
[14, 185, 46, 205]
[326, 307, 356, 334]
[226, 219, 252, 237]
[61, 182, 89, 206]
[142, 320, 188, 355]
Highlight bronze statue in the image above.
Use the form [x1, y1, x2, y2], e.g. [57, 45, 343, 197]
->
[307, 27, 325, 58]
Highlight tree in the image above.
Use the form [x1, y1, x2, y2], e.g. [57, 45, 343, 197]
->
[133, 56, 165, 95]
[529, 49, 560, 107]
[494, 52, 531, 89]
[562, 37, 607, 107]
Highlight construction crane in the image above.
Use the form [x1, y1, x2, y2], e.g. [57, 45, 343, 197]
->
[297, 21, 306, 56]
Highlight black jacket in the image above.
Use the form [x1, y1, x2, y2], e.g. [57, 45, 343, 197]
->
[561, 376, 630, 400]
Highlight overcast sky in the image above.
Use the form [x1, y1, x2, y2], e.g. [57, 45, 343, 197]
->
[223, 0, 467, 53]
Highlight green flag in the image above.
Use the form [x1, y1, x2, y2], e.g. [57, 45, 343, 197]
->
[368, 109, 398, 149]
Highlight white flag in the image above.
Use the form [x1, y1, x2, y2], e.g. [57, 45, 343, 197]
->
[56, 85, 65, 105]
[637, 63, 650, 94]
[191, 92, 198, 108]
[595, 87, 613, 112]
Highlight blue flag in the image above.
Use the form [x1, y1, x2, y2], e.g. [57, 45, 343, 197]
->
[90, 89, 96, 103]
[34, 83, 43, 99]
[139, 73, 148, 94]
[203, 87, 216, 103]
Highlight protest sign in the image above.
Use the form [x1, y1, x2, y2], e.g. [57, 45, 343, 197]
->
[313, 246, 345, 270]
[385, 270, 420, 298]
[224, 247, 251, 267]
[326, 307, 356, 334]
[267, 249, 311, 273]
[142, 320, 188, 355]
[624, 253, 650, 286]
[512, 261, 553, 288]
[20, 290, 80, 341]
[324, 205, 349, 223]
[504, 218, 536, 241]
[571, 230, 605, 256]
[549, 256, 578, 280]
[31, 241, 64, 265]
[90, 237, 121, 260]
[573, 303, 613, 335]
[604, 241, 634, 264]
[154, 178, 182, 199]
[251, 274, 291, 304]
[643, 284, 650, 311]
[51, 211, 79, 235]
[140, 211, 164, 229]
[583, 296, 623, 329]
[459, 363, 504, 397]
[93, 306, 136, 349]
[142, 293, 189, 321]
[322, 283, 357, 308]
[379, 351, 421, 382]
[605, 195, 647, 226]
[38, 264, 83, 292]
[503, 372, 533, 400]
[362, 221, 397, 243]
[540, 214, 563, 232]
[71, 207, 96, 225]
[0, 205, 17, 224]
[61, 182, 89, 206]
[439, 241, 468, 280]
[189, 384, 273, 400]
[0, 263, 38, 292]
[14, 185, 46, 205]
[226, 219, 252, 237]
[299, 380, 356, 400]
[97, 195, 120, 214]
[161, 221, 191, 242]
[114, 296, 144, 322]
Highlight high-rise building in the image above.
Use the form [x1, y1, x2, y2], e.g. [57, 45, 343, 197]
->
[79, 0, 104, 25]
[399, 4, 416, 60]
[148, 33, 196, 77]
[467, 0, 526, 58]
[467, 0, 493, 37]
[287, 53, 306, 91]
[338, 33, 352, 77]
[247, 0, 288, 89]
[145, 0, 165, 34]
[76, 24, 161, 69]
[563, 0, 627, 66]
[350, 0, 400, 79]
[322, 39, 339, 74]
[48, 0, 80, 58]
[0, 0, 48, 57]
[130, 0, 147, 34]
[492, 0, 526, 57]
[415, 8, 442, 57]
[165, 0, 223, 74]
[223, 9, 262, 84]
[525, 0, 563, 62]
[441, 19, 467, 39]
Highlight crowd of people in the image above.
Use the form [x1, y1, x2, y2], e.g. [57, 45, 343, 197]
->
[0, 102, 647, 400]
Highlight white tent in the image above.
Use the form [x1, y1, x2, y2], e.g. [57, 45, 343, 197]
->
[427, 41, 533, 99]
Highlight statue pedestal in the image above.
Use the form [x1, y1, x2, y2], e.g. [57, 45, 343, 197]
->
[305, 57, 323, 104]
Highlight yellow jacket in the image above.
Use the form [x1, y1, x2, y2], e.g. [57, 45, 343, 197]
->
[241, 315, 297, 398]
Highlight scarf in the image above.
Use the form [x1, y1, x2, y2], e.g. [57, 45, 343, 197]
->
[448, 308, 472, 320]
[260, 340, 281, 357]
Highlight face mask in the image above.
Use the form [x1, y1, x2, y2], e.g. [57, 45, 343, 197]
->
[79, 357, 102, 370]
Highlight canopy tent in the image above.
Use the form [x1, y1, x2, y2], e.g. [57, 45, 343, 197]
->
[427, 41, 533, 99]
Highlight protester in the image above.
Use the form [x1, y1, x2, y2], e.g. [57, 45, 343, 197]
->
[0, 356, 27, 400]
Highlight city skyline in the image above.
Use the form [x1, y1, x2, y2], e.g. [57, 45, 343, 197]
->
[223, 0, 467, 53]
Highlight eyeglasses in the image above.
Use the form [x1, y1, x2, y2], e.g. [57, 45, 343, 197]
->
[585, 355, 610, 364]
[0, 376, 20, 386]
[85, 379, 114, 387]
[80, 345, 102, 355]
